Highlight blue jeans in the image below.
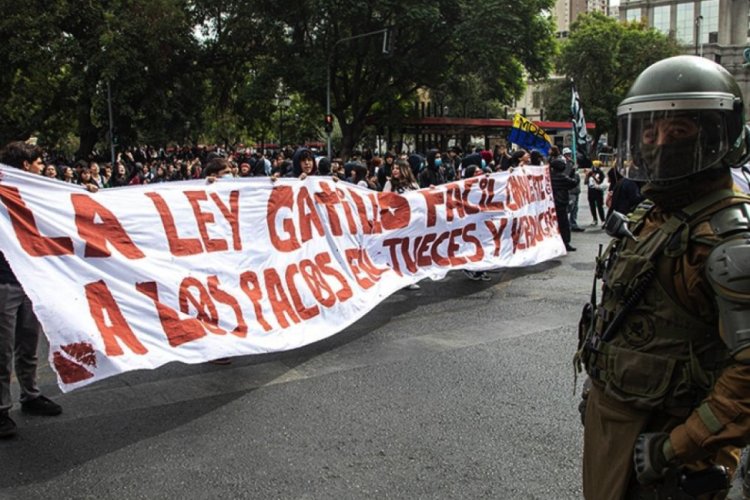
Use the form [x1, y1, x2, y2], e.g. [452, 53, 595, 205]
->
[569, 193, 580, 228]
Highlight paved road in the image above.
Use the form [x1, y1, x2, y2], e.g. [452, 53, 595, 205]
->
[0, 192, 621, 499]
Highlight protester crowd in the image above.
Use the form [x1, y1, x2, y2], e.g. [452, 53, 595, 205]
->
[32, 140, 645, 276]
[36, 142, 552, 191]
[35, 141, 645, 257]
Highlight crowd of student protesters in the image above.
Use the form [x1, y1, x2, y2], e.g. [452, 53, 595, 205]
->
[36, 142, 544, 191]
[36, 141, 644, 254]
[38, 142, 642, 254]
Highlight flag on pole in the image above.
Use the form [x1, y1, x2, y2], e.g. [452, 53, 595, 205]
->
[507, 113, 552, 156]
[571, 83, 588, 165]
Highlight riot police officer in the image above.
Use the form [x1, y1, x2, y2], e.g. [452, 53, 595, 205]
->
[576, 55, 750, 498]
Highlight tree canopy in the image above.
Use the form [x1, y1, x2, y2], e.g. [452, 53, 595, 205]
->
[0, 0, 558, 159]
[546, 12, 680, 148]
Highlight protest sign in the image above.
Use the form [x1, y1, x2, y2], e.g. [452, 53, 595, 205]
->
[0, 165, 564, 391]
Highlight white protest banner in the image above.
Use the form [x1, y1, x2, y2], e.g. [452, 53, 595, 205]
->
[0, 165, 564, 391]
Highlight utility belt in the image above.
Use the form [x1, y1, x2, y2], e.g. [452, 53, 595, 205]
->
[582, 331, 726, 416]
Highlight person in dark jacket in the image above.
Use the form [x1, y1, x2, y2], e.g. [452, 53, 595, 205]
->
[460, 152, 483, 178]
[418, 149, 446, 188]
[510, 149, 531, 168]
[0, 141, 64, 439]
[376, 152, 395, 189]
[605, 167, 644, 219]
[550, 154, 579, 251]
[445, 146, 462, 181]
[287, 148, 318, 179]
[529, 150, 545, 166]
[496, 143, 513, 171]
[317, 157, 332, 176]
[407, 154, 424, 180]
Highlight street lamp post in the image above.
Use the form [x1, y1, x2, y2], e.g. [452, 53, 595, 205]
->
[695, 15, 704, 56]
[326, 28, 390, 157]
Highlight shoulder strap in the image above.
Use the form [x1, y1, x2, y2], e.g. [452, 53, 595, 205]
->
[630, 190, 735, 259]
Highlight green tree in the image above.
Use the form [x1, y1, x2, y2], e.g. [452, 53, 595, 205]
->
[190, 0, 278, 148]
[0, 0, 201, 158]
[0, 0, 558, 158]
[547, 12, 680, 148]
[255, 0, 556, 156]
[73, 0, 202, 157]
[0, 1, 69, 145]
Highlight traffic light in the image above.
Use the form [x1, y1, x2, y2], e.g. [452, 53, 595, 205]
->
[324, 114, 333, 133]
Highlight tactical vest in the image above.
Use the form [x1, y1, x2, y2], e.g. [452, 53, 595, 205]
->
[577, 189, 750, 417]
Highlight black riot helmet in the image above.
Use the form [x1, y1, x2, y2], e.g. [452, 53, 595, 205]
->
[617, 56, 750, 184]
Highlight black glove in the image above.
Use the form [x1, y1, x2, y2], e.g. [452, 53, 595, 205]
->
[633, 432, 675, 484]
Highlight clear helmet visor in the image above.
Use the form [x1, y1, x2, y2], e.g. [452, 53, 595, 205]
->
[616, 110, 730, 182]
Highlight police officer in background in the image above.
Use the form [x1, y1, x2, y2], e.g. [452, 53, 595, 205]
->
[576, 55, 750, 498]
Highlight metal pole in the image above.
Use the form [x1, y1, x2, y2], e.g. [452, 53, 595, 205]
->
[571, 121, 578, 168]
[107, 80, 115, 167]
[695, 16, 703, 56]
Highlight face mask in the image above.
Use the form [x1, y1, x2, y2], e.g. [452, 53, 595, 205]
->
[639, 139, 699, 181]
[434, 158, 443, 167]
[221, 173, 234, 179]
[481, 159, 486, 168]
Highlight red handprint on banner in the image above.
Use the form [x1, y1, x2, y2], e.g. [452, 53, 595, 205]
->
[52, 342, 97, 384]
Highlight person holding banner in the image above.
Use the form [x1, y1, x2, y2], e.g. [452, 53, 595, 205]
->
[577, 56, 750, 499]
[496, 143, 513, 171]
[383, 159, 422, 289]
[382, 159, 418, 194]
[376, 151, 395, 189]
[204, 156, 236, 183]
[0, 141, 63, 439]
[461, 165, 492, 281]
[509, 149, 531, 169]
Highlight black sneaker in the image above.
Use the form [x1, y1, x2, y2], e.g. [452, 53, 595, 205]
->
[565, 245, 577, 252]
[21, 395, 62, 416]
[463, 270, 481, 281]
[0, 412, 17, 438]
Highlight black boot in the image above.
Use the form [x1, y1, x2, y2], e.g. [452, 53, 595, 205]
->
[0, 412, 17, 438]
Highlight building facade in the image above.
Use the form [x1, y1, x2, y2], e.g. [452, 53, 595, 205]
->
[510, 0, 602, 126]
[618, 0, 750, 112]
[554, 0, 590, 37]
